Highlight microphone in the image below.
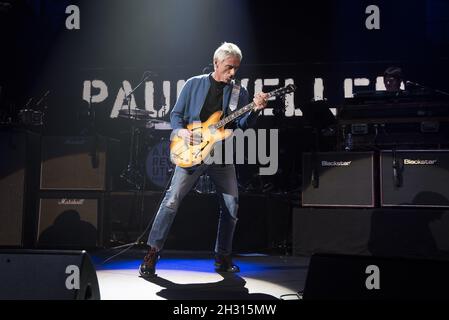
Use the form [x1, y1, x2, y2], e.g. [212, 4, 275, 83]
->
[406, 80, 449, 96]
[344, 133, 353, 151]
[405, 80, 423, 88]
[311, 154, 319, 188]
[393, 159, 399, 186]
[311, 168, 319, 188]
[392, 151, 402, 188]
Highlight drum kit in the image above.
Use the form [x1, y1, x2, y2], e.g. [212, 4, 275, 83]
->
[18, 109, 44, 126]
[17, 90, 50, 126]
[117, 107, 174, 190]
[117, 108, 215, 193]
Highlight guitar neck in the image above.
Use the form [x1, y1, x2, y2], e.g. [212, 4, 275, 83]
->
[214, 88, 284, 129]
[212, 85, 295, 129]
[213, 102, 256, 129]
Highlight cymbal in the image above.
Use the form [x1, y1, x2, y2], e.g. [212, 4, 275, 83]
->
[118, 108, 151, 120]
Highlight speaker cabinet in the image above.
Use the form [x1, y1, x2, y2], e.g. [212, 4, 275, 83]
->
[40, 136, 106, 190]
[0, 131, 25, 246]
[0, 250, 100, 300]
[0, 130, 40, 247]
[381, 150, 449, 207]
[37, 193, 103, 248]
[303, 253, 449, 300]
[302, 152, 376, 207]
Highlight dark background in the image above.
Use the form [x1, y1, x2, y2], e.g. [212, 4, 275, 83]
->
[1, 0, 448, 131]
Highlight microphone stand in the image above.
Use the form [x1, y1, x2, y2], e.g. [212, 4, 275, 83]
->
[84, 90, 99, 169]
[406, 81, 449, 97]
[392, 149, 403, 188]
[120, 72, 152, 190]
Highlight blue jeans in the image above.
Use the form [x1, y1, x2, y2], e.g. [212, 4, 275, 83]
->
[147, 164, 239, 255]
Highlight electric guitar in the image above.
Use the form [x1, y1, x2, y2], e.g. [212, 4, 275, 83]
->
[170, 84, 296, 168]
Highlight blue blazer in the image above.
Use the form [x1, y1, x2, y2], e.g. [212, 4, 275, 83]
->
[170, 74, 259, 132]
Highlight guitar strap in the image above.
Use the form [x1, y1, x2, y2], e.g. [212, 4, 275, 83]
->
[228, 80, 241, 112]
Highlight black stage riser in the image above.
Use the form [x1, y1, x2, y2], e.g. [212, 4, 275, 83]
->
[303, 253, 449, 300]
[293, 207, 449, 259]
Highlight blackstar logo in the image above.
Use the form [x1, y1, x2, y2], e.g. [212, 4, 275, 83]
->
[58, 199, 85, 205]
[403, 159, 438, 165]
[321, 160, 352, 167]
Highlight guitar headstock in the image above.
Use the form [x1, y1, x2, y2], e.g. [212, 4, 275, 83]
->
[269, 84, 297, 98]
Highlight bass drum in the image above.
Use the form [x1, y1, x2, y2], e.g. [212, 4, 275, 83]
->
[145, 140, 174, 190]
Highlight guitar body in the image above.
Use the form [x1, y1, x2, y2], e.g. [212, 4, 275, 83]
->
[170, 111, 233, 167]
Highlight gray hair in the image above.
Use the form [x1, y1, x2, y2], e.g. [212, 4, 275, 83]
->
[213, 42, 242, 63]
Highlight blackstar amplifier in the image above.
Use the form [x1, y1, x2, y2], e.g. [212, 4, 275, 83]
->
[381, 150, 449, 207]
[302, 152, 376, 207]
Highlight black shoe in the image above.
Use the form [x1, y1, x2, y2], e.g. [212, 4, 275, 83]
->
[139, 247, 159, 278]
[214, 254, 240, 273]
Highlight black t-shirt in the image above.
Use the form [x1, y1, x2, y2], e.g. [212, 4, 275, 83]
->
[200, 74, 227, 122]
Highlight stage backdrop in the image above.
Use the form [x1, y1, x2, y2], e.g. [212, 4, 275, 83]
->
[1, 0, 448, 137]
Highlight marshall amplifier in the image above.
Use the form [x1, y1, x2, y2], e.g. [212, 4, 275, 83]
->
[381, 150, 449, 207]
[36, 193, 103, 248]
[302, 152, 376, 207]
[40, 136, 107, 190]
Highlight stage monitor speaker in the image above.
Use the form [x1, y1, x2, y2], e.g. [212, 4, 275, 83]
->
[302, 152, 375, 207]
[37, 193, 102, 248]
[303, 253, 449, 300]
[40, 136, 106, 190]
[0, 250, 100, 300]
[381, 150, 449, 207]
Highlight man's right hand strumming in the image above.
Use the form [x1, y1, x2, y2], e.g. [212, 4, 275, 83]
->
[177, 128, 203, 145]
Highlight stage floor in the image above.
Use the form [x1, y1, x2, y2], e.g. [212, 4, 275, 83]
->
[92, 249, 308, 300]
